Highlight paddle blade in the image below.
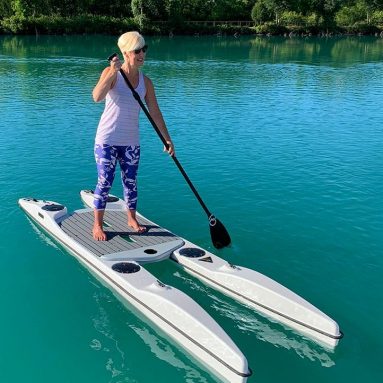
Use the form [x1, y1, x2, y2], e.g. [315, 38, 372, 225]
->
[209, 216, 231, 249]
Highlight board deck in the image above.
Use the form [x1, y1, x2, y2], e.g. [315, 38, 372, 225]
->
[59, 209, 184, 262]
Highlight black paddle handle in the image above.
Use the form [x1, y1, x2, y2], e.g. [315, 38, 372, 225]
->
[108, 53, 213, 220]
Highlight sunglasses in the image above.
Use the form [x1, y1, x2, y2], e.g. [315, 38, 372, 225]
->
[134, 45, 148, 54]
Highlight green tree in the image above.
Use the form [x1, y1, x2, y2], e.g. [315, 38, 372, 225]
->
[335, 3, 364, 25]
[165, 0, 184, 25]
[88, 0, 132, 17]
[11, 0, 39, 16]
[131, 0, 166, 21]
[251, 0, 290, 24]
[251, 0, 273, 24]
[211, 0, 254, 20]
[357, 0, 383, 23]
[309, 0, 343, 27]
[180, 0, 215, 20]
[371, 9, 383, 24]
[0, 0, 13, 18]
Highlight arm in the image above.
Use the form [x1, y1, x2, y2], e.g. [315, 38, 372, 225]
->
[92, 57, 121, 102]
[144, 76, 175, 156]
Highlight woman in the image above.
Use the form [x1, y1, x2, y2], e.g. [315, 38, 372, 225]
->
[92, 31, 175, 241]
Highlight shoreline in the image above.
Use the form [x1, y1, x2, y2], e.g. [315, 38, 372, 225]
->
[1, 16, 382, 37]
[1, 31, 383, 38]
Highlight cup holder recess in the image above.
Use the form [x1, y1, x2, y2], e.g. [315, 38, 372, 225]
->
[112, 262, 140, 274]
[144, 249, 157, 254]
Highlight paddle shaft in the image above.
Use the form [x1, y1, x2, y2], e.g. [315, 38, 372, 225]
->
[115, 64, 213, 220]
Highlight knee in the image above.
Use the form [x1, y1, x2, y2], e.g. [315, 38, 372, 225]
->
[96, 176, 113, 191]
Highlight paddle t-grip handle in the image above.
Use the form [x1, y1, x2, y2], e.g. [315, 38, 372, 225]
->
[108, 53, 118, 62]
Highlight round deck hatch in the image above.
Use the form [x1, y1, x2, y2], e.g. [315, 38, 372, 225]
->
[42, 204, 65, 211]
[112, 262, 140, 274]
[179, 248, 206, 258]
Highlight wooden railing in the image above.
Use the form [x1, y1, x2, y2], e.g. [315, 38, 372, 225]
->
[153, 20, 254, 27]
[186, 20, 254, 26]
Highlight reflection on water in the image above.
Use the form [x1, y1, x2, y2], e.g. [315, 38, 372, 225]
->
[130, 325, 210, 383]
[212, 297, 335, 368]
[90, 290, 213, 383]
[27, 217, 60, 250]
[1, 35, 382, 66]
[173, 271, 335, 368]
[248, 36, 383, 65]
[90, 291, 136, 383]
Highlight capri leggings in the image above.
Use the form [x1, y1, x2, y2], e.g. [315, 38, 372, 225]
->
[93, 144, 140, 210]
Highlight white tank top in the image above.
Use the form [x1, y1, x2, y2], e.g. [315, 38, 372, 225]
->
[95, 71, 146, 146]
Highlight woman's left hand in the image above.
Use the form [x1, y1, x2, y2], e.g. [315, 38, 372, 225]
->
[164, 141, 175, 156]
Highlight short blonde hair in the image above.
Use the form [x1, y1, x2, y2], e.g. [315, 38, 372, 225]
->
[117, 31, 145, 53]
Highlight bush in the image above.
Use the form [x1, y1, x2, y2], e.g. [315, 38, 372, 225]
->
[215, 24, 249, 35]
[255, 22, 288, 35]
[335, 6, 364, 26]
[345, 22, 379, 35]
[371, 11, 383, 25]
[280, 11, 305, 27]
[1, 15, 27, 33]
[1, 14, 138, 34]
[306, 13, 323, 27]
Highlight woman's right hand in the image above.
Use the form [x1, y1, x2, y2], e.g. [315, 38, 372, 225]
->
[110, 55, 122, 73]
[92, 57, 121, 102]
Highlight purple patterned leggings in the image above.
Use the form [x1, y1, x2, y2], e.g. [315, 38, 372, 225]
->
[93, 144, 140, 210]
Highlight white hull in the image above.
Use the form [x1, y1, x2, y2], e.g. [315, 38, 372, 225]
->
[18, 197, 251, 383]
[80, 190, 342, 348]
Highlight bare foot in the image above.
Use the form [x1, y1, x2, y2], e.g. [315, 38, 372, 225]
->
[93, 225, 107, 241]
[128, 218, 146, 233]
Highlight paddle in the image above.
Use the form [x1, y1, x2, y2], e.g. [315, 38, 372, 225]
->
[107, 53, 231, 249]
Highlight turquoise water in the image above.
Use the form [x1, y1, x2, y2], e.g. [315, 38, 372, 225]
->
[1, 35, 382, 382]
